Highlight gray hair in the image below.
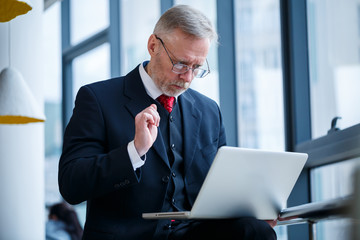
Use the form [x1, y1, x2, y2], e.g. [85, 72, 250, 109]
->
[153, 5, 218, 42]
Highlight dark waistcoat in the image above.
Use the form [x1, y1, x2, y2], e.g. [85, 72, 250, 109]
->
[157, 100, 190, 212]
[152, 99, 192, 240]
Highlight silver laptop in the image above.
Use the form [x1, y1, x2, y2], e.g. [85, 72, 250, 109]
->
[142, 146, 308, 220]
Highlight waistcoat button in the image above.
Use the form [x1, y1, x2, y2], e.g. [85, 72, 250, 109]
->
[162, 175, 170, 183]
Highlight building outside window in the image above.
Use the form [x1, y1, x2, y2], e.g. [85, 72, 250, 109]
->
[234, 0, 285, 152]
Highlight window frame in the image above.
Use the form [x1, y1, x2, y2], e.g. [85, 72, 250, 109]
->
[61, 0, 121, 126]
[217, 0, 238, 147]
[281, 0, 360, 239]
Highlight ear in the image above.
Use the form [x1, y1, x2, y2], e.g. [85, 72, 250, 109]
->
[147, 34, 158, 57]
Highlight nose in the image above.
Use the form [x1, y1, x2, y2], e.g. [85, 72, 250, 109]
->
[180, 69, 194, 83]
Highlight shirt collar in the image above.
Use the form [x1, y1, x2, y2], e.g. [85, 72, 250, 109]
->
[139, 61, 163, 100]
[139, 61, 179, 100]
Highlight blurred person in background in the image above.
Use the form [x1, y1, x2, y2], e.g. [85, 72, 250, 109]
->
[46, 202, 83, 240]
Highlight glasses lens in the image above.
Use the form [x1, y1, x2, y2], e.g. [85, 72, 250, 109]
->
[194, 68, 208, 78]
[172, 63, 209, 78]
[172, 63, 188, 74]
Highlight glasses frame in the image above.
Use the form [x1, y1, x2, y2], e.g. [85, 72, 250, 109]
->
[155, 35, 210, 78]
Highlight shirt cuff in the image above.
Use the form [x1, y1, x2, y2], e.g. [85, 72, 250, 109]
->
[127, 140, 146, 170]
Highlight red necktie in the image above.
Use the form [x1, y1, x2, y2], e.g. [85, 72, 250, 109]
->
[157, 94, 175, 113]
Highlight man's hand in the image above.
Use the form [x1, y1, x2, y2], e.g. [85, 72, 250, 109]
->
[134, 104, 160, 156]
[265, 219, 277, 228]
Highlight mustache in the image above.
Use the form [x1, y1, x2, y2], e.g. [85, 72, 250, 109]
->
[172, 81, 190, 89]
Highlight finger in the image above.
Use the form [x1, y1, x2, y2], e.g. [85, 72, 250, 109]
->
[145, 105, 160, 126]
[145, 109, 160, 127]
[143, 112, 156, 126]
[153, 105, 161, 126]
[136, 112, 154, 127]
[137, 104, 160, 127]
[150, 104, 157, 111]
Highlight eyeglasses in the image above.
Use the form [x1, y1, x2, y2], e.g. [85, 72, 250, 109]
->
[155, 36, 210, 78]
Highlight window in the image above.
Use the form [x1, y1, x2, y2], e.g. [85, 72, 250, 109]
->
[308, 0, 360, 139]
[281, 0, 360, 239]
[70, 0, 109, 45]
[307, 1, 360, 239]
[61, 0, 112, 225]
[235, 0, 285, 151]
[72, 43, 110, 99]
[121, 0, 160, 74]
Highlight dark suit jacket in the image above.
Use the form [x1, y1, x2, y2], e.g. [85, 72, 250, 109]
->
[59, 65, 226, 240]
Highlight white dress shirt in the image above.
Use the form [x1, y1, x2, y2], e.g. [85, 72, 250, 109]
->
[127, 61, 164, 170]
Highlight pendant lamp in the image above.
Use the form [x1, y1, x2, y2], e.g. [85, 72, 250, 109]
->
[0, 0, 45, 124]
[0, 0, 32, 22]
[0, 68, 45, 124]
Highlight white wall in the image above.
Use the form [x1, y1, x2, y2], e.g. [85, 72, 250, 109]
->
[0, 0, 45, 239]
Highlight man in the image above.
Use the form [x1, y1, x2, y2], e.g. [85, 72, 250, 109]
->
[59, 5, 276, 240]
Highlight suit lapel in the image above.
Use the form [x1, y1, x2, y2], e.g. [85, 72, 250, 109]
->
[123, 66, 169, 168]
[179, 91, 202, 174]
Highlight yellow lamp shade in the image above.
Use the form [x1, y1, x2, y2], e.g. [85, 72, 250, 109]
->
[0, 0, 32, 22]
[0, 67, 45, 124]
